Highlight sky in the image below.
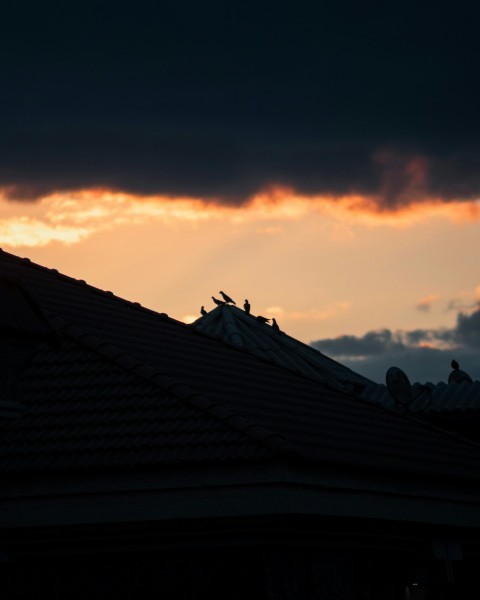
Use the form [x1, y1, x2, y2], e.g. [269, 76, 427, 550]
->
[2, 1, 480, 383]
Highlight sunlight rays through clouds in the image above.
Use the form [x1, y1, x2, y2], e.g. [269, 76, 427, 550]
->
[2, 187, 480, 350]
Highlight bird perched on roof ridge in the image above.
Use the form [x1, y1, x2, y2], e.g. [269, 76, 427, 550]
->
[244, 299, 250, 314]
[212, 296, 225, 306]
[219, 291, 236, 304]
[271, 317, 280, 333]
[256, 315, 270, 324]
[201, 306, 207, 316]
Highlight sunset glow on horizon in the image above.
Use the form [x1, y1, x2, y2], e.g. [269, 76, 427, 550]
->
[2, 185, 480, 370]
[2, 186, 480, 249]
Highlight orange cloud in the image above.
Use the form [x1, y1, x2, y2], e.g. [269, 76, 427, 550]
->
[0, 217, 90, 247]
[446, 286, 480, 312]
[416, 294, 439, 312]
[246, 185, 480, 227]
[1, 186, 480, 248]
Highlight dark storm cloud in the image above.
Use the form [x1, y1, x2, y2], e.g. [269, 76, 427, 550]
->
[2, 1, 480, 204]
[342, 346, 480, 385]
[404, 328, 454, 346]
[312, 329, 406, 357]
[456, 309, 480, 346]
[311, 308, 480, 383]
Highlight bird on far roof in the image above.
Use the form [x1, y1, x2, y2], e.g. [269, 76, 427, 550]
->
[244, 299, 251, 314]
[219, 291, 236, 304]
[212, 296, 225, 306]
[256, 315, 270, 324]
[451, 359, 459, 370]
[271, 318, 280, 333]
[201, 306, 207, 316]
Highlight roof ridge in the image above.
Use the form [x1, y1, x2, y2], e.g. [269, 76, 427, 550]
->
[194, 310, 480, 453]
[192, 304, 373, 390]
[360, 384, 480, 450]
[0, 248, 180, 326]
[47, 312, 300, 459]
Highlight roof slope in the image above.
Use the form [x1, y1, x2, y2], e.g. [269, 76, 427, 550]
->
[0, 333, 275, 472]
[362, 380, 480, 412]
[191, 304, 373, 391]
[1, 249, 480, 479]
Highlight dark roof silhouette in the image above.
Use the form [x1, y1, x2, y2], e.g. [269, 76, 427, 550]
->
[0, 330, 274, 472]
[361, 379, 480, 412]
[0, 249, 479, 484]
[192, 304, 372, 391]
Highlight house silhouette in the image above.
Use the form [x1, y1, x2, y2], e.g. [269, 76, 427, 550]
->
[0, 249, 479, 598]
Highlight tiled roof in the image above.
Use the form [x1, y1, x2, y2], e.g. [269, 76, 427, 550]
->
[0, 332, 276, 472]
[1, 248, 480, 479]
[192, 304, 373, 391]
[362, 380, 480, 412]
[0, 277, 52, 337]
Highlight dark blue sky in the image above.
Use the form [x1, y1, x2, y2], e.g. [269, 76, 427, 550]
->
[2, 1, 480, 204]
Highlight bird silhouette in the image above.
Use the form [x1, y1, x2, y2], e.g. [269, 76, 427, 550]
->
[271, 318, 280, 333]
[244, 299, 251, 314]
[256, 315, 270, 324]
[451, 359, 459, 370]
[212, 296, 225, 306]
[219, 291, 236, 304]
[201, 306, 207, 316]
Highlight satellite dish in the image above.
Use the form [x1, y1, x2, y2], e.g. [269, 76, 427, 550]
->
[386, 366, 413, 406]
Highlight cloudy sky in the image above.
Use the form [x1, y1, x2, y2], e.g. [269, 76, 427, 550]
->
[2, 1, 480, 383]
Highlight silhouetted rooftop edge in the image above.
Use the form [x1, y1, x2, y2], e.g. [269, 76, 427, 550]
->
[191, 304, 373, 392]
[1, 248, 480, 480]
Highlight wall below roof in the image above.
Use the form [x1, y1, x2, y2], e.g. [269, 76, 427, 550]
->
[2, 463, 480, 532]
[0, 533, 477, 599]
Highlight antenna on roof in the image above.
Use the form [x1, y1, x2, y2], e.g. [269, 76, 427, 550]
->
[386, 366, 413, 408]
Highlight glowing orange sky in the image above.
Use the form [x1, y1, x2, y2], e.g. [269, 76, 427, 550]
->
[1, 186, 480, 344]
